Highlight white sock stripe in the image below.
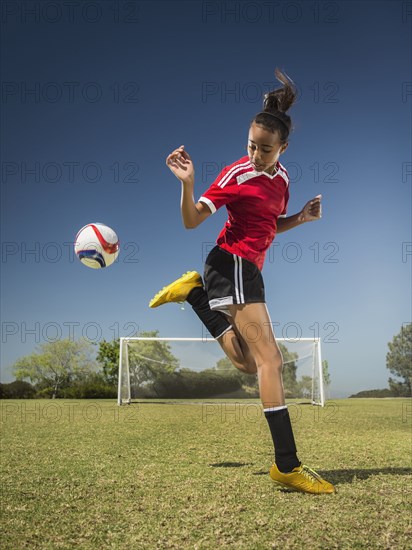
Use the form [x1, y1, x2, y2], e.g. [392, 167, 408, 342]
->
[263, 405, 288, 413]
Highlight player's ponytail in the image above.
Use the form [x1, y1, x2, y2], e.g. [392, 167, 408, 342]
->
[253, 68, 297, 143]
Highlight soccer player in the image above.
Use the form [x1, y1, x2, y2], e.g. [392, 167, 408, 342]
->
[149, 69, 335, 495]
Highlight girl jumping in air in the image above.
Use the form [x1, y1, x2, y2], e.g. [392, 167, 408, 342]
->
[149, 69, 335, 495]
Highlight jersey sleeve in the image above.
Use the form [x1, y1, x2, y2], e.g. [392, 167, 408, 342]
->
[198, 161, 242, 214]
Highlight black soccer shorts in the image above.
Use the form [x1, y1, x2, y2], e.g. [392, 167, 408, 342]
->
[204, 245, 265, 314]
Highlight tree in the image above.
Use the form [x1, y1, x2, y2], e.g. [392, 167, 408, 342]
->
[96, 338, 120, 385]
[152, 368, 242, 398]
[298, 375, 313, 399]
[215, 356, 234, 373]
[128, 331, 180, 394]
[97, 331, 180, 395]
[0, 380, 36, 399]
[322, 360, 331, 387]
[215, 355, 258, 390]
[279, 343, 299, 397]
[60, 372, 117, 399]
[13, 339, 96, 398]
[386, 323, 412, 397]
[349, 389, 395, 398]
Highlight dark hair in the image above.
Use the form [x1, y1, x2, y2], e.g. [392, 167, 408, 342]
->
[253, 68, 297, 143]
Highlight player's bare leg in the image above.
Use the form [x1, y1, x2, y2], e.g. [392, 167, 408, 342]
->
[227, 302, 335, 494]
[227, 303, 284, 407]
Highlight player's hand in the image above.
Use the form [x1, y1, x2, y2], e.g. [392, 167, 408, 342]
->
[166, 145, 194, 185]
[300, 195, 322, 222]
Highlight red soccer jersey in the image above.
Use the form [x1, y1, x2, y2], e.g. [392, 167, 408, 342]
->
[199, 155, 289, 270]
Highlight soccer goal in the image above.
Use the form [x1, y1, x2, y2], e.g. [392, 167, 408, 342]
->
[117, 337, 325, 407]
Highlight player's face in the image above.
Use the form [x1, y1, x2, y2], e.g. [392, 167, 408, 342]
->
[247, 122, 288, 174]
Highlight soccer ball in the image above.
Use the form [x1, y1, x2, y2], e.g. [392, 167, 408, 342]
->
[74, 223, 120, 269]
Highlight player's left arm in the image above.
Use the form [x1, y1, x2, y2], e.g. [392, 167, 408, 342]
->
[276, 195, 322, 234]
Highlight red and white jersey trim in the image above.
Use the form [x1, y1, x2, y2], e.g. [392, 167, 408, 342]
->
[217, 159, 251, 189]
[199, 159, 289, 213]
[199, 196, 216, 214]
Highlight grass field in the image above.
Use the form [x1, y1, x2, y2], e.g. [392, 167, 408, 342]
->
[1, 398, 411, 549]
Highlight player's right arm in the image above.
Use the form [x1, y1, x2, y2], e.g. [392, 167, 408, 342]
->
[166, 145, 212, 229]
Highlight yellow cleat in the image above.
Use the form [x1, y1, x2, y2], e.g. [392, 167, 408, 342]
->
[270, 463, 336, 495]
[149, 271, 203, 308]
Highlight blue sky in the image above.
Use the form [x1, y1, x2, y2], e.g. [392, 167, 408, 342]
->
[1, 0, 411, 397]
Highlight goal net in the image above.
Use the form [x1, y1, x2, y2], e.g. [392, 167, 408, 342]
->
[117, 337, 325, 406]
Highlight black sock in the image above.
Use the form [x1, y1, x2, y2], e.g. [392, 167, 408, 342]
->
[186, 287, 231, 339]
[264, 407, 300, 473]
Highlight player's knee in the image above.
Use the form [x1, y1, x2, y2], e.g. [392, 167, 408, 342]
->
[237, 361, 257, 375]
[227, 353, 257, 375]
[255, 349, 283, 373]
[219, 330, 256, 373]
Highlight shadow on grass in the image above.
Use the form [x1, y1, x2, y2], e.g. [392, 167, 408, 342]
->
[210, 462, 254, 468]
[251, 466, 411, 484]
[318, 467, 411, 485]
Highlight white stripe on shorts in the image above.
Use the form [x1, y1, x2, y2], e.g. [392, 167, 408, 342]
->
[233, 254, 245, 304]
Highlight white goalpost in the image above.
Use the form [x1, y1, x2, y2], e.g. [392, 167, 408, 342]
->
[117, 337, 325, 407]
